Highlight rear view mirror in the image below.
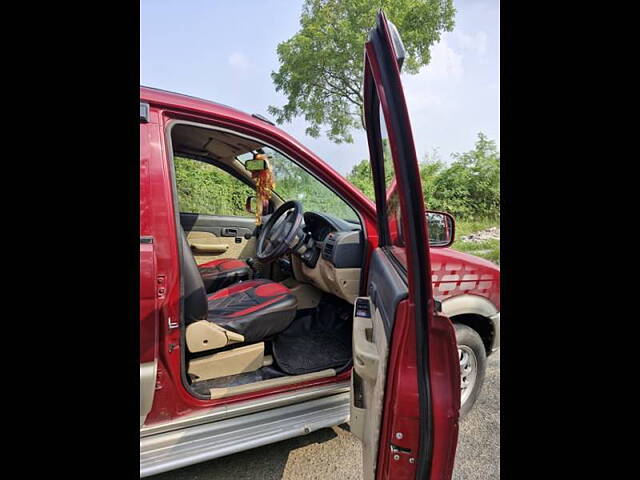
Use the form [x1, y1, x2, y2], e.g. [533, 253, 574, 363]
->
[426, 211, 455, 247]
[245, 158, 268, 172]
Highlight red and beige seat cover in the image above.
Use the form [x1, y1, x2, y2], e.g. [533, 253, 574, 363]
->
[205, 279, 297, 343]
[180, 227, 297, 353]
[197, 258, 252, 294]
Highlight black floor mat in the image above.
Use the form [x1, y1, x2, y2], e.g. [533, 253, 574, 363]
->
[272, 296, 352, 375]
[191, 365, 287, 396]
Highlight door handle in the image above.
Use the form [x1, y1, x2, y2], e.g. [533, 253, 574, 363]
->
[221, 228, 238, 237]
[190, 243, 229, 253]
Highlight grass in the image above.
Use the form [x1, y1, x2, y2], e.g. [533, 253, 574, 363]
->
[454, 218, 499, 238]
[451, 218, 500, 265]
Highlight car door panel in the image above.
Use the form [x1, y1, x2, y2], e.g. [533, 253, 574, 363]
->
[180, 213, 257, 265]
[351, 248, 407, 480]
[353, 11, 460, 480]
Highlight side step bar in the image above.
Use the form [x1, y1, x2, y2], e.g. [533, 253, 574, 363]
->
[140, 392, 351, 477]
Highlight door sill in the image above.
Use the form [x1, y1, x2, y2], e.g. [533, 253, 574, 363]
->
[140, 391, 350, 477]
[140, 381, 350, 437]
[208, 368, 336, 399]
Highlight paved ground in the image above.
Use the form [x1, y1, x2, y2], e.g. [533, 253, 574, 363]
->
[152, 352, 499, 480]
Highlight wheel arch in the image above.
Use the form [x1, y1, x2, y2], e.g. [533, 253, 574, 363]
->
[441, 294, 499, 354]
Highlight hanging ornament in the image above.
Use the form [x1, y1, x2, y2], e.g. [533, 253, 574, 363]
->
[251, 153, 276, 225]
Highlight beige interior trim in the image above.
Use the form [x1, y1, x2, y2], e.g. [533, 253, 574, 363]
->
[140, 361, 157, 427]
[209, 369, 336, 399]
[263, 355, 273, 367]
[186, 230, 256, 264]
[300, 257, 360, 305]
[280, 278, 323, 310]
[351, 301, 390, 480]
[190, 242, 229, 253]
[186, 320, 244, 352]
[300, 257, 329, 292]
[189, 343, 265, 382]
[291, 255, 306, 281]
[333, 267, 361, 304]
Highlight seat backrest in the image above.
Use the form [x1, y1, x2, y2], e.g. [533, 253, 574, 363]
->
[179, 226, 208, 324]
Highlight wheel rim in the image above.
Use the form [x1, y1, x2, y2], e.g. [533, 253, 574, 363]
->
[459, 345, 478, 406]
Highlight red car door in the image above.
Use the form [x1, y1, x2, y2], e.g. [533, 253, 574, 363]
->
[351, 11, 460, 480]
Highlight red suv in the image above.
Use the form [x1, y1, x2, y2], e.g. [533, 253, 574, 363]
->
[140, 11, 499, 479]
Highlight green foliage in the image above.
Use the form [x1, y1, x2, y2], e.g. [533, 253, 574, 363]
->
[174, 157, 253, 216]
[347, 158, 376, 199]
[419, 148, 445, 205]
[175, 130, 499, 234]
[268, 149, 357, 220]
[454, 218, 500, 238]
[429, 133, 500, 219]
[346, 138, 393, 197]
[269, 0, 456, 143]
[346, 132, 500, 221]
[175, 153, 357, 221]
[453, 238, 500, 264]
[453, 218, 500, 264]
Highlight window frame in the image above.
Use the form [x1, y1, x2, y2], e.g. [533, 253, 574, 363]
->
[166, 119, 362, 225]
[163, 117, 369, 401]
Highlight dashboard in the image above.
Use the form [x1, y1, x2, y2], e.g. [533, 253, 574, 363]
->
[293, 212, 364, 304]
[302, 212, 360, 242]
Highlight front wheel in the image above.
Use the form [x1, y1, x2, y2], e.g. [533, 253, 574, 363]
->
[454, 323, 487, 418]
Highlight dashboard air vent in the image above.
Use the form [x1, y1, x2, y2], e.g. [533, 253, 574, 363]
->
[322, 233, 336, 260]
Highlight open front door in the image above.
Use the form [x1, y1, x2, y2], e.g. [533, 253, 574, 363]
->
[350, 11, 460, 480]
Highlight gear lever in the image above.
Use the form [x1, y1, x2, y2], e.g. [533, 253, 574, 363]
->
[245, 257, 262, 278]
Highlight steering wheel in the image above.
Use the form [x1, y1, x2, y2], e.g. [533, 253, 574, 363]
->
[256, 200, 305, 262]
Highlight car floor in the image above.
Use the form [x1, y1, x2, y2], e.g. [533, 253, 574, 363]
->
[272, 296, 352, 375]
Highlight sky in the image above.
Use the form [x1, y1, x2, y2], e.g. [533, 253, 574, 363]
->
[140, 0, 499, 176]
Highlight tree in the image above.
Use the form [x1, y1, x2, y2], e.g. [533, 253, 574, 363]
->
[269, 0, 455, 143]
[419, 148, 445, 208]
[431, 132, 500, 219]
[346, 138, 393, 200]
[348, 143, 444, 205]
[345, 134, 499, 220]
[174, 157, 253, 216]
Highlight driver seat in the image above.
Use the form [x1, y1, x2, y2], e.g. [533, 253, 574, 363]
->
[197, 258, 253, 294]
[179, 227, 297, 353]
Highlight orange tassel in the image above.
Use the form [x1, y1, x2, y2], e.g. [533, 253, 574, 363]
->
[251, 154, 276, 225]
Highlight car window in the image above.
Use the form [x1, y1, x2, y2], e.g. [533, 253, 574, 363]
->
[174, 156, 254, 217]
[240, 148, 358, 222]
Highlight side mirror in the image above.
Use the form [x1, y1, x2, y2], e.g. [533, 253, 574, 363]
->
[245, 196, 257, 214]
[246, 196, 271, 215]
[426, 210, 455, 247]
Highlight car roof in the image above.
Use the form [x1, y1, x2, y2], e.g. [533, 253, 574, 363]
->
[140, 85, 271, 128]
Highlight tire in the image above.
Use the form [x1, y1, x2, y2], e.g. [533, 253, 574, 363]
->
[454, 323, 487, 418]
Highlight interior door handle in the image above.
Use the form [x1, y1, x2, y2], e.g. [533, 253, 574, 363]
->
[352, 300, 379, 381]
[222, 228, 238, 237]
[190, 243, 229, 253]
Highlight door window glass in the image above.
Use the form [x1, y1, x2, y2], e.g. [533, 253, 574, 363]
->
[174, 156, 254, 216]
[378, 105, 405, 248]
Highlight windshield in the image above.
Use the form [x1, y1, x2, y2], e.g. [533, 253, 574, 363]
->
[238, 148, 359, 222]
